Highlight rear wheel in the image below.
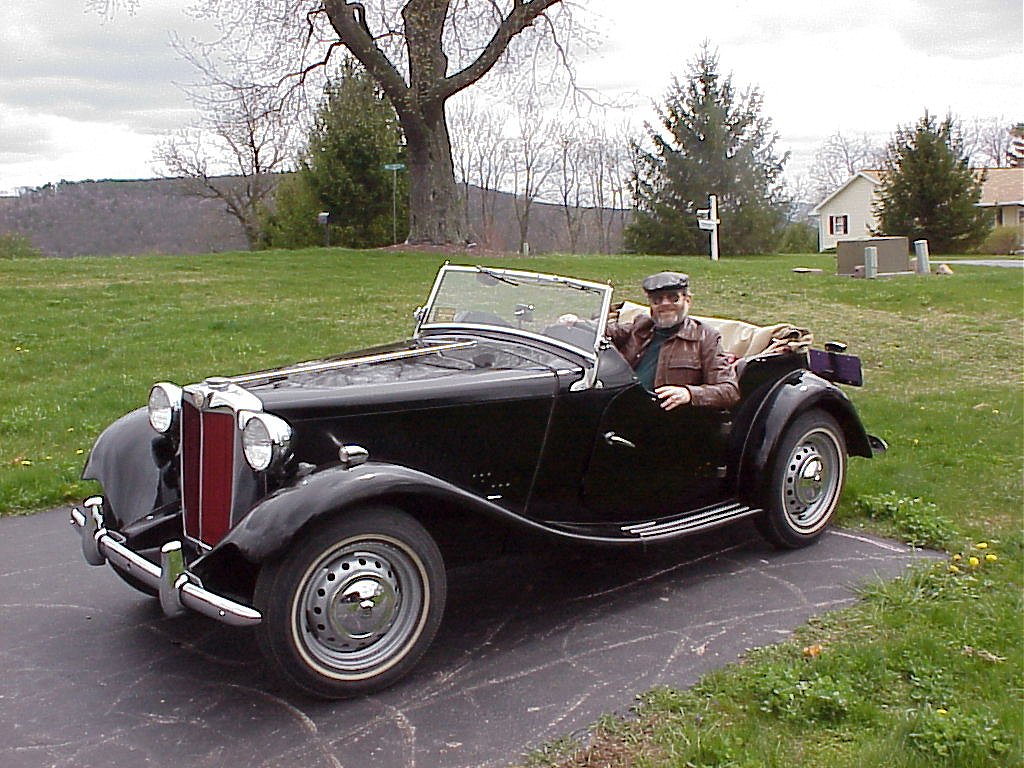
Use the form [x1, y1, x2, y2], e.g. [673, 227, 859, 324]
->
[757, 410, 846, 549]
[254, 507, 446, 699]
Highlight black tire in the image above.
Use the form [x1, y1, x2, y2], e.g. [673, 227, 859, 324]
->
[254, 507, 446, 699]
[756, 410, 846, 549]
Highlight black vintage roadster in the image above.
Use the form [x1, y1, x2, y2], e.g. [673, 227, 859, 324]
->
[71, 264, 884, 698]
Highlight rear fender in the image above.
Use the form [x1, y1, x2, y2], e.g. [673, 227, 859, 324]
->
[737, 370, 873, 497]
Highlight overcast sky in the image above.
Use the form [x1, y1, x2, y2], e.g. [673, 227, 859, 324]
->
[1, 0, 1021, 196]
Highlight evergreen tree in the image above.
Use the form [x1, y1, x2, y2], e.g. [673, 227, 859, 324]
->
[625, 45, 789, 255]
[265, 59, 408, 248]
[874, 112, 990, 254]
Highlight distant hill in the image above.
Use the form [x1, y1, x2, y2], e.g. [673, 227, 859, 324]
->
[0, 177, 630, 257]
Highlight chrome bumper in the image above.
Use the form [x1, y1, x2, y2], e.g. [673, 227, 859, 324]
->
[70, 497, 262, 627]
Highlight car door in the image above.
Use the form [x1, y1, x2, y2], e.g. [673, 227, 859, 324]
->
[580, 383, 731, 521]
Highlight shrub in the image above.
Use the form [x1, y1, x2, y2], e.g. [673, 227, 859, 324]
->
[975, 225, 1022, 255]
[776, 222, 818, 254]
[0, 232, 42, 259]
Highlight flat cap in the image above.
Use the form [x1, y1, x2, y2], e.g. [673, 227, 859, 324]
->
[642, 271, 689, 293]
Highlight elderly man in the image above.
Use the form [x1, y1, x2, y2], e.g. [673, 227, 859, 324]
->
[607, 271, 740, 410]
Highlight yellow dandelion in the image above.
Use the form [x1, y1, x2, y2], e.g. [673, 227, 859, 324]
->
[952, 553, 962, 562]
[75, 449, 84, 455]
[937, 708, 949, 716]
[968, 556, 980, 568]
[974, 542, 989, 549]
[985, 554, 998, 562]
[948, 565, 961, 574]
[20, 460, 32, 466]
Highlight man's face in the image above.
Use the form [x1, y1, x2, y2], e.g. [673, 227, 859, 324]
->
[647, 289, 692, 329]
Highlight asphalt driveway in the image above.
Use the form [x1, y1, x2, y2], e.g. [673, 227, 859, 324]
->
[1, 507, 938, 768]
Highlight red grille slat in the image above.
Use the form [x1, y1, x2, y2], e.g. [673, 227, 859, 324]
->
[180, 402, 236, 547]
[181, 401, 201, 538]
[199, 411, 235, 544]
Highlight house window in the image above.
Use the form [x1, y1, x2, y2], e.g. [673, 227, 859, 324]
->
[829, 215, 849, 236]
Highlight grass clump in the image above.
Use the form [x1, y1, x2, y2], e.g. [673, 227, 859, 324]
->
[853, 491, 957, 549]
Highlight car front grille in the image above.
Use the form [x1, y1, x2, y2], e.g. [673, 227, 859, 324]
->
[181, 400, 236, 547]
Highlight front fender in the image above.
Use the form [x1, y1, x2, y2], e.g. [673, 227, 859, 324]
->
[82, 407, 174, 529]
[737, 370, 873, 496]
[217, 462, 531, 563]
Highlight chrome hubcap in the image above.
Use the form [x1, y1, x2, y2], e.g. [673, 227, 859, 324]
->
[307, 552, 401, 651]
[296, 538, 426, 678]
[782, 430, 841, 533]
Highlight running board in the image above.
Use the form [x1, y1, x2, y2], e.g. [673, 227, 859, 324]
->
[622, 502, 761, 539]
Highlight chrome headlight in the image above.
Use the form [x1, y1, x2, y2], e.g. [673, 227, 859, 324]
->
[148, 383, 182, 434]
[239, 411, 293, 472]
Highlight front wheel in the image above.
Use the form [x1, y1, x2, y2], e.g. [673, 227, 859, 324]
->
[757, 410, 846, 549]
[254, 507, 446, 699]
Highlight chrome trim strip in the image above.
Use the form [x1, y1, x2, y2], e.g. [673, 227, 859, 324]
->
[70, 500, 262, 627]
[224, 340, 477, 385]
[622, 502, 761, 538]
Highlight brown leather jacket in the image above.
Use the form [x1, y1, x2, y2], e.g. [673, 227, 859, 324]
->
[608, 315, 740, 408]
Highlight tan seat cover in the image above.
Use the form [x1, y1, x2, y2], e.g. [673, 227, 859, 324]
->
[614, 301, 813, 359]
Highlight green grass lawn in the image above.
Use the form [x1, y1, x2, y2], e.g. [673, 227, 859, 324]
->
[2, 249, 1021, 765]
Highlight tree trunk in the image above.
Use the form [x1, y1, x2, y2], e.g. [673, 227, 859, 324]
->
[402, 113, 469, 245]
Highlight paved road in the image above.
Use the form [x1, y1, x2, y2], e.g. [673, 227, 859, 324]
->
[1, 508, 938, 768]
[943, 259, 1023, 268]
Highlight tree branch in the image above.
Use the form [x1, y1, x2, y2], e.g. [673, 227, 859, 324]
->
[443, 0, 563, 99]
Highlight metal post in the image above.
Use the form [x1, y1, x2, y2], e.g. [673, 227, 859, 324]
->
[383, 162, 405, 245]
[864, 246, 878, 279]
[709, 194, 719, 262]
[391, 167, 397, 245]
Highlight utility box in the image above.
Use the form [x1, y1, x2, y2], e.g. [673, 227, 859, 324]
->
[836, 237, 910, 276]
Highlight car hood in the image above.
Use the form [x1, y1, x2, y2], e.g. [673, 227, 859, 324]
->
[240, 337, 575, 418]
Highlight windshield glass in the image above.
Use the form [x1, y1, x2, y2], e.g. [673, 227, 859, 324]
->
[419, 266, 611, 357]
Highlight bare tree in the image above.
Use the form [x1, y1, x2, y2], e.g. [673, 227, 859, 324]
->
[97, 1, 587, 246]
[507, 99, 557, 253]
[580, 120, 629, 253]
[551, 119, 585, 253]
[808, 131, 883, 202]
[447, 97, 511, 248]
[154, 84, 298, 248]
[963, 116, 1019, 168]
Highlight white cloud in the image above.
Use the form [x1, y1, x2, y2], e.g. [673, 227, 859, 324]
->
[0, 0, 1021, 192]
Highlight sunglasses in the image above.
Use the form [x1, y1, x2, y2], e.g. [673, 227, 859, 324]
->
[648, 291, 686, 304]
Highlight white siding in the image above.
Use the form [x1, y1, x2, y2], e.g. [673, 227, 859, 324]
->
[815, 176, 880, 251]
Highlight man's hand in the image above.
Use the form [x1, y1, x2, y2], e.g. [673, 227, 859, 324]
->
[655, 385, 692, 410]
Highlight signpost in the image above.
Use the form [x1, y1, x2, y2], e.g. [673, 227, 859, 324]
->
[383, 163, 406, 245]
[696, 194, 720, 261]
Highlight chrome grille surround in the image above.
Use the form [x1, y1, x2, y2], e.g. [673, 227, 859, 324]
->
[180, 379, 263, 548]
